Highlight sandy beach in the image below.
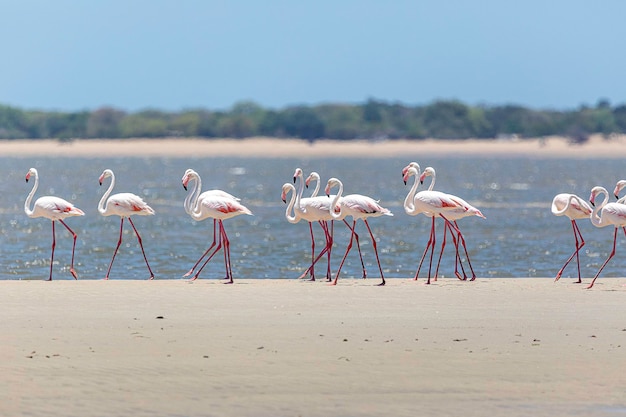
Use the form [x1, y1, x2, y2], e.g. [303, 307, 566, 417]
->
[0, 278, 624, 417]
[3, 137, 626, 416]
[3, 134, 626, 159]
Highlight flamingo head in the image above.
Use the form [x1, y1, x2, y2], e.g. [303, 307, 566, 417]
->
[182, 169, 197, 191]
[281, 183, 294, 203]
[613, 180, 626, 200]
[25, 167, 37, 183]
[293, 167, 303, 184]
[99, 169, 113, 186]
[401, 162, 420, 178]
[325, 178, 341, 197]
[403, 166, 419, 185]
[305, 171, 319, 189]
[419, 167, 435, 185]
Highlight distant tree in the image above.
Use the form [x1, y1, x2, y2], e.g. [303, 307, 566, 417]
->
[87, 107, 125, 138]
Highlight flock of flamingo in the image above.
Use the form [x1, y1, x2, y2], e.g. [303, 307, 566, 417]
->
[22, 163, 626, 289]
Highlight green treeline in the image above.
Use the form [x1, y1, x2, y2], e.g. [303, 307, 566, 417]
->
[1, 98, 625, 142]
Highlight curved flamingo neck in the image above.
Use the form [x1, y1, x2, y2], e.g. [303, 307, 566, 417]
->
[426, 170, 436, 191]
[283, 184, 299, 224]
[590, 187, 610, 228]
[308, 173, 320, 197]
[552, 194, 582, 216]
[184, 171, 203, 218]
[403, 167, 421, 215]
[98, 170, 116, 215]
[329, 180, 344, 220]
[24, 169, 39, 218]
[294, 170, 306, 214]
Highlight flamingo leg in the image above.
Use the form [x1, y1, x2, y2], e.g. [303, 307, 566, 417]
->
[345, 219, 367, 279]
[450, 220, 474, 281]
[221, 221, 232, 281]
[59, 219, 79, 279]
[588, 227, 619, 289]
[48, 221, 56, 281]
[105, 218, 125, 280]
[433, 219, 448, 280]
[363, 219, 385, 286]
[326, 221, 334, 281]
[307, 222, 316, 281]
[193, 228, 223, 281]
[450, 221, 469, 280]
[183, 220, 218, 278]
[220, 221, 233, 284]
[415, 217, 435, 283]
[555, 220, 585, 283]
[298, 221, 333, 280]
[333, 220, 358, 285]
[128, 217, 154, 280]
[426, 218, 437, 284]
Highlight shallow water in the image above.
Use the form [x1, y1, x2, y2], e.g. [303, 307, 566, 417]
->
[3, 154, 626, 281]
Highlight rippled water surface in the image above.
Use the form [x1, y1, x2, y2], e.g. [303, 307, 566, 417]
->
[3, 153, 626, 281]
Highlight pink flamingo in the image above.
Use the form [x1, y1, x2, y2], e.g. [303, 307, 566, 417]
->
[182, 169, 252, 283]
[98, 169, 155, 280]
[325, 177, 392, 286]
[419, 166, 485, 281]
[182, 169, 242, 280]
[24, 168, 84, 280]
[403, 166, 482, 284]
[587, 186, 626, 289]
[551, 193, 592, 283]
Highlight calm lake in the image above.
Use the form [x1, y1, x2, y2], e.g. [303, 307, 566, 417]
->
[3, 154, 625, 281]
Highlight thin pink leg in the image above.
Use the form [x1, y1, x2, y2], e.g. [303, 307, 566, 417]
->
[48, 221, 56, 281]
[555, 220, 585, 283]
[220, 221, 233, 284]
[415, 217, 435, 283]
[105, 218, 125, 280]
[59, 219, 79, 279]
[298, 221, 332, 279]
[587, 227, 619, 289]
[128, 218, 154, 280]
[363, 220, 385, 286]
[344, 219, 367, 278]
[333, 220, 358, 285]
[184, 220, 218, 277]
[193, 228, 223, 281]
[307, 222, 316, 281]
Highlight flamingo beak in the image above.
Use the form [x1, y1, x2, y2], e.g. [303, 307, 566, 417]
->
[293, 177, 296, 184]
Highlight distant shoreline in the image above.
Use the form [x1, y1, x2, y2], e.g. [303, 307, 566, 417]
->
[2, 135, 626, 158]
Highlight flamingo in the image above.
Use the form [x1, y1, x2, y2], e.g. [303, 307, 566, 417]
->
[24, 168, 84, 280]
[551, 193, 592, 283]
[182, 168, 242, 280]
[182, 169, 252, 283]
[403, 166, 482, 284]
[98, 169, 155, 280]
[587, 186, 626, 289]
[419, 166, 485, 281]
[325, 177, 392, 286]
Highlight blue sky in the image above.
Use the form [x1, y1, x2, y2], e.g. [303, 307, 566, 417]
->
[2, 0, 625, 112]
